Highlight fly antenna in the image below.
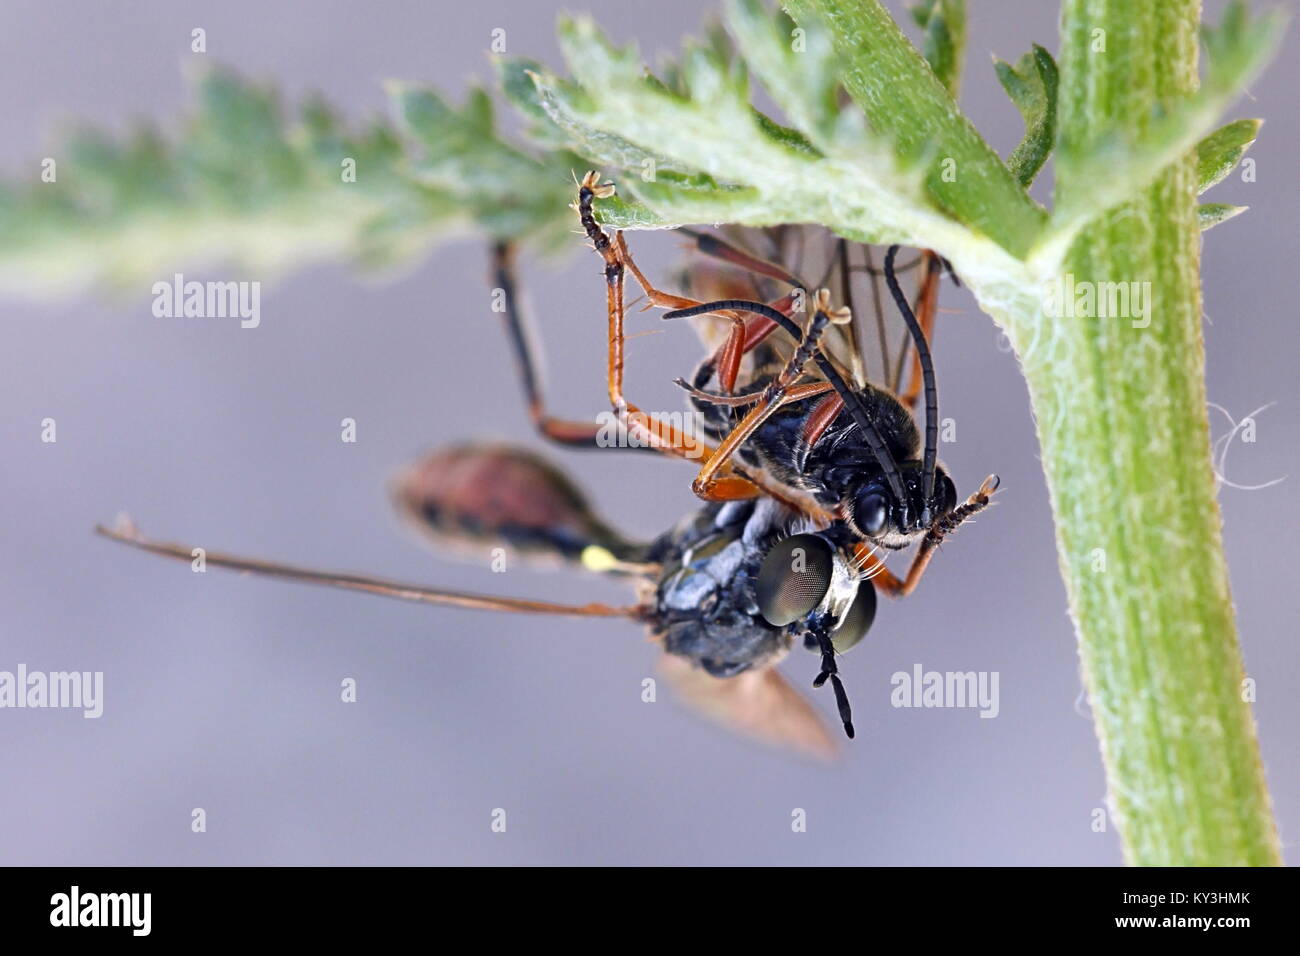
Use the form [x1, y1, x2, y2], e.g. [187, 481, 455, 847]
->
[812, 628, 854, 738]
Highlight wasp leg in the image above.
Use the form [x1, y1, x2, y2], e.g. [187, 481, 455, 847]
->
[689, 297, 843, 504]
[575, 172, 740, 472]
[797, 391, 846, 458]
[612, 222, 815, 396]
[613, 230, 799, 395]
[855, 474, 1001, 597]
[489, 241, 648, 450]
[676, 227, 807, 291]
[691, 381, 836, 502]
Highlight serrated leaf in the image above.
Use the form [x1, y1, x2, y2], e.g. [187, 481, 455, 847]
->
[533, 11, 977, 255]
[785, 0, 1045, 258]
[994, 44, 1058, 187]
[0, 68, 582, 297]
[1198, 202, 1248, 231]
[725, 0, 839, 147]
[910, 0, 967, 98]
[1195, 118, 1260, 194]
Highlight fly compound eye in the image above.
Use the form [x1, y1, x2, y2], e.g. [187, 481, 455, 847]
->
[755, 534, 833, 627]
[831, 580, 877, 654]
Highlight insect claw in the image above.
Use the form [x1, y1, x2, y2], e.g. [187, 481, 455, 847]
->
[579, 169, 616, 199]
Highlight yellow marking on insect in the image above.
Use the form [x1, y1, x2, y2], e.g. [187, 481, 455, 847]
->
[581, 545, 620, 573]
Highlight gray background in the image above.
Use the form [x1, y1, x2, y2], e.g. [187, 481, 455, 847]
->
[0, 0, 1295, 866]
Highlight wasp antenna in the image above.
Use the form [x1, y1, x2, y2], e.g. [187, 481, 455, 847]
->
[885, 245, 939, 518]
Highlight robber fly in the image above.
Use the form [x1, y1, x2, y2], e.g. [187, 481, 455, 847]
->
[98, 170, 998, 758]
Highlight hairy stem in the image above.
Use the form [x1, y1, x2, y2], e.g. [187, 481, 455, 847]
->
[1033, 0, 1279, 865]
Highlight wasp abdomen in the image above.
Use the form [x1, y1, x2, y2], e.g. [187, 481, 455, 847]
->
[393, 443, 642, 570]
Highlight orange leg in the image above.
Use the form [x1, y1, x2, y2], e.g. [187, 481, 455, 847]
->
[677, 226, 806, 290]
[490, 242, 642, 449]
[575, 172, 752, 483]
[615, 227, 805, 396]
[692, 382, 835, 501]
[702, 293, 796, 394]
[689, 293, 846, 502]
[617, 231, 759, 395]
[798, 391, 846, 454]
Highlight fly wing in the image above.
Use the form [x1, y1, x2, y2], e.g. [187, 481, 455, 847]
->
[657, 653, 838, 760]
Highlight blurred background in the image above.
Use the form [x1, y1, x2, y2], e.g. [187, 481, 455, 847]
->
[0, 0, 1294, 865]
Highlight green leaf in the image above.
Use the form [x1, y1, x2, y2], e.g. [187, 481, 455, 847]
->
[1195, 118, 1260, 194]
[785, 0, 1045, 258]
[387, 82, 577, 241]
[993, 44, 1058, 187]
[726, 0, 839, 148]
[523, 9, 995, 258]
[910, 0, 967, 98]
[0, 68, 578, 297]
[1198, 202, 1248, 231]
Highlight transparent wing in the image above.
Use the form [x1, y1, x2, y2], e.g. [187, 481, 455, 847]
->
[674, 224, 943, 393]
[657, 653, 837, 761]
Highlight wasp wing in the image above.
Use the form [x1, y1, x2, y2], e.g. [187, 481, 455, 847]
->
[393, 443, 648, 573]
[675, 226, 944, 394]
[656, 653, 837, 761]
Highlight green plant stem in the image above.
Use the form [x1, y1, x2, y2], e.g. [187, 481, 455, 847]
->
[1035, 0, 1279, 865]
